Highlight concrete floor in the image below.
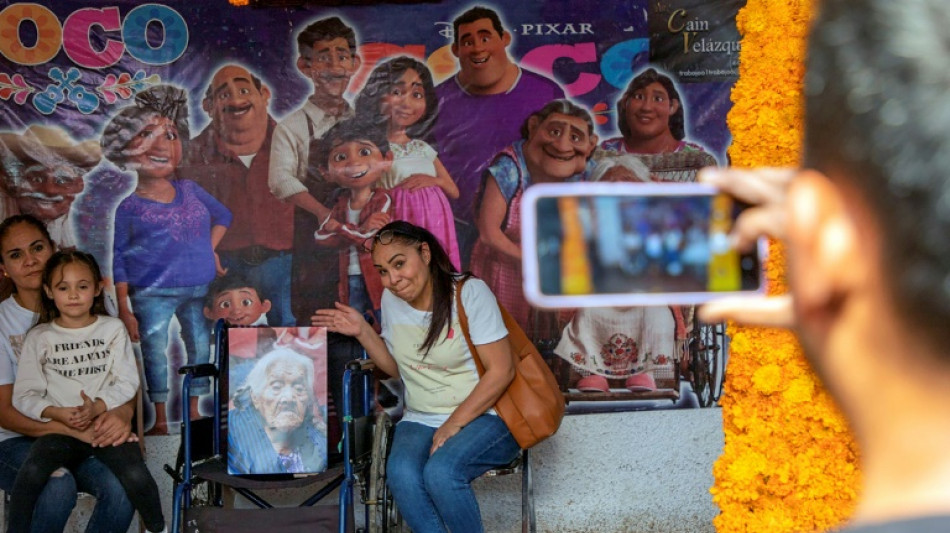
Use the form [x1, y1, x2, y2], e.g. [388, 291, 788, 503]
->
[16, 406, 723, 532]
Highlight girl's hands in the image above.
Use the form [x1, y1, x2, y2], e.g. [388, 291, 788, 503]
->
[312, 302, 369, 338]
[42, 406, 77, 426]
[70, 391, 104, 431]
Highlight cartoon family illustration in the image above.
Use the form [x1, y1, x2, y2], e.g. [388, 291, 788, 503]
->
[0, 4, 722, 436]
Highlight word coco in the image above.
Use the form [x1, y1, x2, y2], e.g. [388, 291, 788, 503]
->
[0, 3, 188, 68]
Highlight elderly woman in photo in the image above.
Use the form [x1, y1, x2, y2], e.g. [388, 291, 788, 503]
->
[101, 85, 231, 435]
[227, 347, 328, 475]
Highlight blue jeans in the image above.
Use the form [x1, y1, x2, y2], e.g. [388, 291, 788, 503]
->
[387, 415, 520, 533]
[131, 285, 211, 402]
[219, 251, 295, 326]
[0, 436, 135, 533]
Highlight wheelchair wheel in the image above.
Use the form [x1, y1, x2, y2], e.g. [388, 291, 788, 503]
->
[689, 321, 727, 407]
[368, 411, 404, 532]
[710, 323, 727, 403]
[688, 323, 714, 407]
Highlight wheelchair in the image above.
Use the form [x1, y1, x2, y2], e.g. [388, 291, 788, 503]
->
[340, 358, 537, 533]
[167, 320, 392, 533]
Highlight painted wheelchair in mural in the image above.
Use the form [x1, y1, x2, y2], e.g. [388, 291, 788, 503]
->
[547, 312, 728, 409]
[166, 320, 404, 533]
[547, 150, 729, 409]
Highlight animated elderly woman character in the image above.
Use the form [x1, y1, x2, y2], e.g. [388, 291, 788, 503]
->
[227, 347, 327, 475]
[471, 99, 598, 343]
[100, 85, 232, 434]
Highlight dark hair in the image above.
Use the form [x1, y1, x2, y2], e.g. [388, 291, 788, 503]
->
[206, 273, 265, 309]
[37, 250, 107, 325]
[0, 214, 53, 266]
[355, 56, 439, 143]
[520, 99, 595, 139]
[297, 16, 357, 57]
[372, 221, 470, 354]
[315, 117, 390, 171]
[100, 85, 190, 167]
[804, 0, 950, 356]
[452, 6, 505, 44]
[617, 68, 685, 141]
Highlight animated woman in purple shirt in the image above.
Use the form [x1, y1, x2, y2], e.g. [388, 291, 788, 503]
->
[101, 85, 231, 434]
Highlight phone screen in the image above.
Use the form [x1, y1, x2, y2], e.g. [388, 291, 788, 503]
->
[523, 183, 765, 307]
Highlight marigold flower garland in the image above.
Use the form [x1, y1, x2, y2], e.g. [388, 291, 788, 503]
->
[712, 1, 861, 531]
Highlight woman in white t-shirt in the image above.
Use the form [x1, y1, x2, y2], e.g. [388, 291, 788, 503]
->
[0, 214, 135, 532]
[314, 220, 519, 533]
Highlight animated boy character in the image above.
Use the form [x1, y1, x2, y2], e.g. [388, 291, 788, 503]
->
[312, 118, 393, 328]
[204, 273, 272, 327]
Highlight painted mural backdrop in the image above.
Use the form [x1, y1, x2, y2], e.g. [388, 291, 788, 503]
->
[0, 0, 742, 428]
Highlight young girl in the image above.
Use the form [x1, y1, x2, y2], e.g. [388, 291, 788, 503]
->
[355, 56, 462, 269]
[9, 250, 165, 533]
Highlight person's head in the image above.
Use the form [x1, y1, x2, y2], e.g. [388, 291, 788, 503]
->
[0, 214, 54, 295]
[317, 118, 391, 190]
[369, 221, 463, 353]
[295, 17, 361, 102]
[202, 65, 271, 150]
[204, 273, 271, 326]
[617, 68, 684, 143]
[520, 99, 598, 181]
[355, 56, 438, 141]
[792, 1, 950, 413]
[451, 6, 514, 93]
[246, 348, 314, 434]
[38, 250, 106, 325]
[0, 125, 99, 222]
[100, 85, 189, 180]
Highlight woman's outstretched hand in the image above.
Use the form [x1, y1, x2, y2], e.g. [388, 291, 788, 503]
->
[311, 302, 367, 337]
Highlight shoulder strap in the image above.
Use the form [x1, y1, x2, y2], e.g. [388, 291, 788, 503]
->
[454, 278, 487, 377]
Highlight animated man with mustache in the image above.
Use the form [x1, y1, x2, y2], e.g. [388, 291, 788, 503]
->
[433, 6, 565, 267]
[182, 64, 296, 326]
[0, 125, 100, 248]
[228, 347, 327, 475]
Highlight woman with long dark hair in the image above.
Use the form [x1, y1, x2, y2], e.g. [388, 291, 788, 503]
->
[313, 220, 519, 533]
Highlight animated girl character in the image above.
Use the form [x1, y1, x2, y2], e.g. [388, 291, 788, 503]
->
[355, 56, 461, 269]
[312, 118, 393, 328]
[100, 85, 232, 435]
[10, 251, 165, 533]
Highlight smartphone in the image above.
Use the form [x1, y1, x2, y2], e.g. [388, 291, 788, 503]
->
[520, 182, 767, 307]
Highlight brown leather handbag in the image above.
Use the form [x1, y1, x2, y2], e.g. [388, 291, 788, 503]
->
[455, 279, 566, 449]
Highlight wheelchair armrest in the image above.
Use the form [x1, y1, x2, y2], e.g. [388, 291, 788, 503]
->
[346, 358, 376, 373]
[178, 363, 218, 378]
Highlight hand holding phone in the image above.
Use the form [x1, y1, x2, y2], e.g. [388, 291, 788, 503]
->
[520, 182, 768, 308]
[697, 167, 794, 327]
